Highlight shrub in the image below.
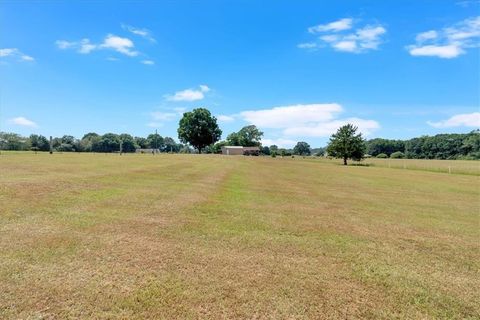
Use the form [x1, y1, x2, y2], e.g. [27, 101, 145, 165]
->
[271, 151, 276, 158]
[390, 151, 405, 159]
[376, 153, 388, 158]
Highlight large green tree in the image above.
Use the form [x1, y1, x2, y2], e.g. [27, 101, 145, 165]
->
[29, 134, 50, 152]
[147, 133, 164, 150]
[119, 134, 138, 153]
[293, 141, 311, 156]
[327, 124, 366, 165]
[226, 125, 263, 147]
[177, 108, 222, 153]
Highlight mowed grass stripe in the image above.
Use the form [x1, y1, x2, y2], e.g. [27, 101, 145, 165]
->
[0, 153, 479, 319]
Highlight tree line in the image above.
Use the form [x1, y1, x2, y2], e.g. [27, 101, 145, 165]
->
[1, 107, 478, 161]
[365, 131, 480, 160]
[0, 132, 189, 153]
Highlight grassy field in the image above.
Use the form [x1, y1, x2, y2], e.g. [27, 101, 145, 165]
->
[1, 153, 479, 319]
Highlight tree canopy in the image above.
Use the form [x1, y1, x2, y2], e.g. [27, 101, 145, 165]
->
[226, 125, 263, 147]
[293, 141, 311, 156]
[327, 124, 366, 165]
[177, 108, 222, 153]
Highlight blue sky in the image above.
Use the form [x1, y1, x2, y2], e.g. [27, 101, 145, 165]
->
[1, 0, 479, 148]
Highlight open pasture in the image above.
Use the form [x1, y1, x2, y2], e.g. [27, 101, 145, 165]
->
[1, 153, 479, 319]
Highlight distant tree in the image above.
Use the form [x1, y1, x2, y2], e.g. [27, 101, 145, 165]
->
[293, 141, 311, 156]
[163, 137, 179, 153]
[80, 133, 100, 152]
[178, 108, 222, 153]
[0, 132, 29, 150]
[312, 147, 325, 157]
[226, 132, 240, 146]
[376, 153, 388, 158]
[29, 134, 49, 152]
[366, 138, 405, 157]
[96, 133, 120, 152]
[147, 133, 164, 150]
[261, 146, 270, 155]
[326, 124, 366, 165]
[119, 134, 137, 153]
[390, 151, 405, 159]
[269, 145, 278, 153]
[134, 137, 149, 149]
[209, 140, 228, 154]
[226, 125, 263, 147]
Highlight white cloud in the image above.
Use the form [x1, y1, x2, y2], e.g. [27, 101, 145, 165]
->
[297, 42, 317, 49]
[165, 85, 211, 102]
[100, 34, 138, 56]
[199, 85, 210, 93]
[408, 16, 480, 58]
[300, 19, 387, 53]
[8, 116, 37, 127]
[416, 30, 438, 42]
[427, 112, 480, 128]
[151, 111, 178, 121]
[283, 118, 380, 137]
[56, 34, 138, 57]
[0, 48, 34, 62]
[240, 103, 342, 128]
[217, 115, 235, 122]
[240, 103, 379, 138]
[261, 138, 297, 148]
[141, 59, 155, 65]
[333, 40, 357, 52]
[146, 107, 186, 128]
[409, 44, 464, 58]
[147, 122, 164, 128]
[308, 18, 353, 33]
[121, 24, 156, 42]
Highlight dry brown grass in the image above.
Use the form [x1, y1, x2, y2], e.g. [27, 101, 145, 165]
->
[1, 153, 479, 319]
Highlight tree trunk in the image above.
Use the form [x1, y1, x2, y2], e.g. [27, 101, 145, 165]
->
[343, 157, 347, 165]
[198, 147, 202, 154]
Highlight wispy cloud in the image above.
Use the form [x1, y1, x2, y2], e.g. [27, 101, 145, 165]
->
[141, 59, 155, 65]
[261, 138, 297, 148]
[217, 115, 235, 122]
[8, 116, 37, 127]
[308, 18, 353, 33]
[240, 103, 379, 137]
[427, 112, 480, 128]
[0, 48, 34, 61]
[407, 16, 480, 58]
[56, 34, 139, 57]
[165, 85, 211, 102]
[122, 24, 156, 42]
[146, 107, 186, 128]
[299, 18, 387, 53]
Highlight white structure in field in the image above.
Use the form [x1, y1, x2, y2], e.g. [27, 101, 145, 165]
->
[221, 146, 260, 155]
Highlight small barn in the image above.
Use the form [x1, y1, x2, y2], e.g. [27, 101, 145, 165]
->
[221, 146, 260, 156]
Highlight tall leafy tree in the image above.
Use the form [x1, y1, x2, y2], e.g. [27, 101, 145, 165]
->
[327, 124, 366, 165]
[119, 134, 137, 153]
[29, 134, 50, 152]
[177, 108, 222, 153]
[97, 133, 120, 152]
[147, 133, 164, 150]
[293, 141, 311, 156]
[163, 137, 179, 152]
[226, 125, 263, 146]
[134, 136, 149, 149]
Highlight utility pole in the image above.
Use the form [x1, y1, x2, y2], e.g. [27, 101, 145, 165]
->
[49, 136, 53, 154]
[155, 129, 158, 154]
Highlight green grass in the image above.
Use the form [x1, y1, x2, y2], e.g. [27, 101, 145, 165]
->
[1, 152, 479, 319]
